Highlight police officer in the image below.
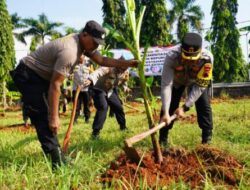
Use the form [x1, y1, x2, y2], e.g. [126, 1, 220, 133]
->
[160, 32, 213, 146]
[10, 20, 138, 169]
[84, 61, 130, 138]
[72, 55, 91, 123]
[61, 79, 72, 113]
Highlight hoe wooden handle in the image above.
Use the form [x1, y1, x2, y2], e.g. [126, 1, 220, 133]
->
[125, 114, 177, 147]
[63, 85, 81, 153]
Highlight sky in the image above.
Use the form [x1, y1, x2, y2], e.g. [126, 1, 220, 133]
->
[6, 0, 250, 62]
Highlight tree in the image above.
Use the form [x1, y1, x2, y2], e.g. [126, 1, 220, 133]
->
[11, 13, 27, 44]
[21, 13, 63, 51]
[102, 0, 127, 48]
[50, 26, 79, 40]
[210, 0, 248, 82]
[168, 0, 204, 41]
[0, 0, 15, 109]
[135, 0, 171, 46]
[64, 26, 78, 35]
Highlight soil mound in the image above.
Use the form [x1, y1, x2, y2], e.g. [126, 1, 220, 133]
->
[101, 146, 243, 189]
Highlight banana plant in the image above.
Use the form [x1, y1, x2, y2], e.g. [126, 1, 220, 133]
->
[104, 0, 163, 163]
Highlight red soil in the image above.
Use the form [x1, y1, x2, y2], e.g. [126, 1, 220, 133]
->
[101, 146, 243, 189]
[0, 124, 34, 133]
[5, 106, 22, 112]
[129, 101, 143, 107]
[179, 114, 197, 124]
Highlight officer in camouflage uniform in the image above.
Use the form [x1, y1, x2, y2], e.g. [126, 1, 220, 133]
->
[160, 32, 213, 146]
[84, 60, 130, 138]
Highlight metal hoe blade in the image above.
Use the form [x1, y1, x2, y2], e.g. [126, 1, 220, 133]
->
[123, 144, 146, 167]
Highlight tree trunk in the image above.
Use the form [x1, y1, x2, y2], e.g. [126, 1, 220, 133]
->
[2, 80, 7, 111]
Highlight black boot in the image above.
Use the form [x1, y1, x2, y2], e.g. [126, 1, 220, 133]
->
[85, 117, 90, 123]
[63, 105, 66, 113]
[120, 125, 128, 131]
[202, 129, 212, 144]
[92, 129, 100, 139]
[49, 147, 66, 170]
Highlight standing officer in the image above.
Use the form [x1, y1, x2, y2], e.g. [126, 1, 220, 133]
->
[160, 32, 213, 146]
[72, 55, 91, 124]
[10, 20, 138, 169]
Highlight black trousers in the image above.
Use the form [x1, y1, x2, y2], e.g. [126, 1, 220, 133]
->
[90, 88, 126, 133]
[61, 89, 71, 113]
[72, 90, 91, 121]
[159, 85, 213, 142]
[109, 87, 118, 117]
[10, 62, 60, 154]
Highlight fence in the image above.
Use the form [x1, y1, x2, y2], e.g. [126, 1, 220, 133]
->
[130, 82, 250, 100]
[211, 82, 250, 97]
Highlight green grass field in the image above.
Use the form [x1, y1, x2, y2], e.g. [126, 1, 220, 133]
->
[0, 97, 250, 189]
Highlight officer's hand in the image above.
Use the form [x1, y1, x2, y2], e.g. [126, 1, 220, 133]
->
[124, 87, 132, 94]
[49, 116, 60, 135]
[160, 113, 171, 125]
[174, 107, 185, 119]
[83, 79, 92, 87]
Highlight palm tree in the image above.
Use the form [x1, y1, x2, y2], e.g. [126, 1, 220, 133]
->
[21, 13, 63, 51]
[167, 0, 204, 41]
[64, 26, 78, 35]
[50, 26, 79, 40]
[11, 13, 27, 44]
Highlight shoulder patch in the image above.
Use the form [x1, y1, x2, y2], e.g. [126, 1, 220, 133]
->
[198, 63, 212, 79]
[196, 63, 212, 87]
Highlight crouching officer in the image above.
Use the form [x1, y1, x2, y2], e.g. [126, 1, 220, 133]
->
[10, 20, 138, 169]
[84, 57, 130, 138]
[160, 32, 213, 146]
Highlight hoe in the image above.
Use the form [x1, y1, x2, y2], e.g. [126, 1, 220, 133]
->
[63, 85, 81, 153]
[123, 114, 177, 166]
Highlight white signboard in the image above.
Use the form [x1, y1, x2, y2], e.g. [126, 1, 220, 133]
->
[143, 47, 169, 76]
[111, 46, 173, 76]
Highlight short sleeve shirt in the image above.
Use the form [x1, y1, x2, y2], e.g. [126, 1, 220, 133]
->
[22, 34, 82, 80]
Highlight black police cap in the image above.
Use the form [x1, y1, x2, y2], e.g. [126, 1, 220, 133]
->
[181, 32, 202, 60]
[82, 20, 106, 45]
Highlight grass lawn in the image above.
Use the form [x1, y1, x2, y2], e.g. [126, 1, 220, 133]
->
[0, 97, 249, 189]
